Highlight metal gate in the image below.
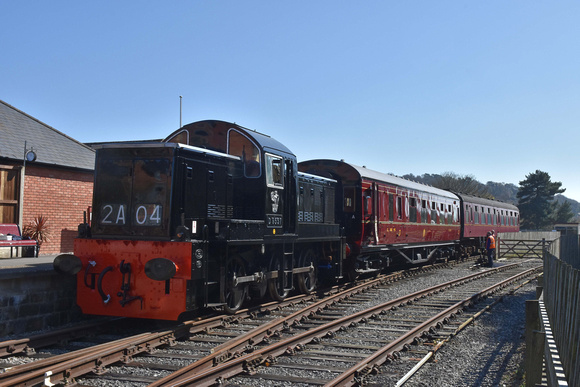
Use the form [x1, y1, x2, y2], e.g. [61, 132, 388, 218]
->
[497, 231, 560, 260]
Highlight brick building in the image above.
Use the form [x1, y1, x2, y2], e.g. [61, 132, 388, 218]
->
[0, 99, 95, 255]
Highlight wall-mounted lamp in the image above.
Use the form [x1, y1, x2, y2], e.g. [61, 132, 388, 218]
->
[25, 149, 37, 163]
[20, 141, 37, 227]
[23, 141, 37, 166]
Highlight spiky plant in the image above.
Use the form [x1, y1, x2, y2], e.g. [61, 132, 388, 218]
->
[23, 215, 50, 247]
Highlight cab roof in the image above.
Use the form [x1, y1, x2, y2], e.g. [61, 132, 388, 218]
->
[163, 120, 295, 158]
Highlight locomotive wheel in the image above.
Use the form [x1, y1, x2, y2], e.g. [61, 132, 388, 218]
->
[268, 254, 290, 302]
[223, 257, 247, 314]
[249, 267, 268, 299]
[297, 249, 317, 294]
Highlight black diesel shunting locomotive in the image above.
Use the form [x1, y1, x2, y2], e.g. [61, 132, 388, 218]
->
[55, 120, 343, 319]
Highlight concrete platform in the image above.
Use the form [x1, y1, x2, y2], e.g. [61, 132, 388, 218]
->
[0, 253, 84, 338]
[0, 254, 58, 278]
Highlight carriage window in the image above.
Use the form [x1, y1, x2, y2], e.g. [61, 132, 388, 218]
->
[397, 196, 402, 219]
[228, 130, 261, 177]
[265, 154, 283, 188]
[344, 187, 355, 213]
[364, 188, 372, 215]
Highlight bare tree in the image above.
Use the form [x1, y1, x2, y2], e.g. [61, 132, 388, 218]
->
[433, 172, 493, 198]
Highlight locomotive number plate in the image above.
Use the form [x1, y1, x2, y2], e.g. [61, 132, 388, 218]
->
[101, 204, 162, 226]
[267, 214, 283, 228]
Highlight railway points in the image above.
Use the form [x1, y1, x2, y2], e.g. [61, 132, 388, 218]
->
[0, 258, 543, 386]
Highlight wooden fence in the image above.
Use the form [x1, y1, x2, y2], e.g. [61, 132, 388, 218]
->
[559, 234, 580, 270]
[542, 254, 579, 387]
[516, 230, 580, 386]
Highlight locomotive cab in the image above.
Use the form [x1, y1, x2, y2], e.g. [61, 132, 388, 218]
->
[164, 121, 299, 241]
[164, 121, 303, 310]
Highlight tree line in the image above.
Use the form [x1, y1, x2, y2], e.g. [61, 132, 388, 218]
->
[402, 170, 579, 230]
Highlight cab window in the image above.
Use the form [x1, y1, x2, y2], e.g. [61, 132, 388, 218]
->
[228, 129, 261, 177]
[266, 154, 284, 188]
[165, 130, 188, 144]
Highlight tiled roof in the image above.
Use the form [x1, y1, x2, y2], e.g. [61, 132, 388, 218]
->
[0, 100, 95, 170]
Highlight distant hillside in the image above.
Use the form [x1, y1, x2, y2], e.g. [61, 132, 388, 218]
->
[485, 181, 519, 205]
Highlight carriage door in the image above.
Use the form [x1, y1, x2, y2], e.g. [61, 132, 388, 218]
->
[283, 159, 296, 234]
[372, 183, 379, 245]
[265, 154, 294, 295]
[364, 183, 379, 245]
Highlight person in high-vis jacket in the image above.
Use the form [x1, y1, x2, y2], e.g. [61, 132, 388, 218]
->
[486, 231, 496, 267]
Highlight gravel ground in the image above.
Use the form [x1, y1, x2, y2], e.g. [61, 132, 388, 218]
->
[4, 258, 538, 386]
[224, 259, 540, 387]
[370, 278, 535, 387]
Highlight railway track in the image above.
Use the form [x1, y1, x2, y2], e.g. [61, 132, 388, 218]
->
[2, 256, 531, 387]
[150, 260, 540, 386]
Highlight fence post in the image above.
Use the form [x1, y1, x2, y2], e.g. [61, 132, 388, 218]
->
[542, 238, 546, 261]
[525, 299, 544, 387]
[536, 275, 543, 299]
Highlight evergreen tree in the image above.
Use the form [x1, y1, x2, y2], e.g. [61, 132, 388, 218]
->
[551, 200, 575, 224]
[517, 170, 565, 230]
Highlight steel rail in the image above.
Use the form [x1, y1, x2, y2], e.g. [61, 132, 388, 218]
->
[0, 259, 460, 386]
[0, 310, 263, 387]
[0, 271, 389, 385]
[148, 268, 415, 386]
[149, 261, 457, 386]
[393, 274, 540, 387]
[158, 262, 527, 386]
[0, 328, 184, 386]
[0, 318, 115, 358]
[325, 265, 543, 387]
[0, 290, 322, 385]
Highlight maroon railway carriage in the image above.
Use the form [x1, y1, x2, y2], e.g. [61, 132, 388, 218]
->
[298, 159, 462, 278]
[456, 193, 520, 255]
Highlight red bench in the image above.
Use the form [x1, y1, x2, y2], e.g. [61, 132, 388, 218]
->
[0, 224, 39, 258]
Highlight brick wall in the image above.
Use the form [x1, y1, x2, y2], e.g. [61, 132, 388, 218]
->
[22, 165, 93, 255]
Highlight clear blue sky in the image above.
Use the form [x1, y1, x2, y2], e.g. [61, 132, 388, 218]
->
[3, 2, 580, 202]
